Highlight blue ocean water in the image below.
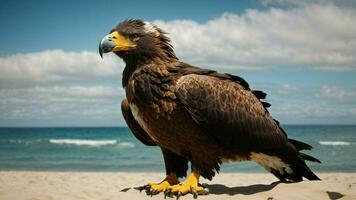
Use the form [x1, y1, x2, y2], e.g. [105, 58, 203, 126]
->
[0, 125, 355, 172]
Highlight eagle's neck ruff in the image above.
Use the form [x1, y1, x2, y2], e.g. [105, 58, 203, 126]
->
[122, 56, 179, 87]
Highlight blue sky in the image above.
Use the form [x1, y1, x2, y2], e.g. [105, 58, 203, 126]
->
[0, 0, 356, 126]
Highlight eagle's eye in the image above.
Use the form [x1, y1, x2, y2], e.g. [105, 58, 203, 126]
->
[129, 34, 141, 42]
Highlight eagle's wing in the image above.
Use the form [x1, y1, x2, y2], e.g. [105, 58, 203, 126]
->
[121, 99, 156, 146]
[175, 72, 288, 152]
[175, 70, 320, 181]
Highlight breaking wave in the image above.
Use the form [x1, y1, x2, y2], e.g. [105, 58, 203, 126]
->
[319, 141, 351, 146]
[117, 142, 135, 148]
[49, 139, 117, 147]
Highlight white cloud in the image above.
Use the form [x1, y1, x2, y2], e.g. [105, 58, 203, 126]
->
[277, 84, 299, 95]
[316, 85, 356, 101]
[266, 84, 356, 124]
[269, 99, 356, 124]
[0, 50, 126, 125]
[0, 50, 123, 88]
[0, 86, 124, 120]
[261, 0, 356, 8]
[154, 4, 356, 71]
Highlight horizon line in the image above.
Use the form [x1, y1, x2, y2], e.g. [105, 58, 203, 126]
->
[0, 124, 355, 128]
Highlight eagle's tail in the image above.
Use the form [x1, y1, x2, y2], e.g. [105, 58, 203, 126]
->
[253, 139, 321, 182]
[286, 139, 321, 181]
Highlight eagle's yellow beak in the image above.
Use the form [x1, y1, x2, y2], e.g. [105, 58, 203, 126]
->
[99, 31, 136, 58]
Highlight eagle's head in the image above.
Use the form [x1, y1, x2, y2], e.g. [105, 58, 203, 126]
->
[99, 19, 177, 63]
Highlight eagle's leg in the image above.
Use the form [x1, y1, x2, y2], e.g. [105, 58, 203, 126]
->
[165, 170, 208, 198]
[143, 148, 188, 195]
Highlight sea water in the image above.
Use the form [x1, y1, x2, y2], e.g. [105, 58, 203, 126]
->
[0, 125, 355, 172]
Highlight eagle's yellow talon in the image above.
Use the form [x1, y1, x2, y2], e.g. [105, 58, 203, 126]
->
[166, 170, 207, 197]
[146, 173, 179, 193]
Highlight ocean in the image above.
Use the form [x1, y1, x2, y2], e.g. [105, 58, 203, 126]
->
[0, 125, 355, 173]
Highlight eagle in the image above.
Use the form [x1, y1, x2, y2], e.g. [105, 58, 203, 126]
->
[99, 19, 320, 198]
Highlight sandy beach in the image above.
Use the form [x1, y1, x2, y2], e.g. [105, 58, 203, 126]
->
[0, 172, 355, 200]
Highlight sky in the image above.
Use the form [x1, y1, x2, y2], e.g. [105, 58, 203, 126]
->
[0, 0, 356, 127]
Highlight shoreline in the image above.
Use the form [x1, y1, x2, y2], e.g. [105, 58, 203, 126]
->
[1, 171, 355, 199]
[0, 169, 356, 173]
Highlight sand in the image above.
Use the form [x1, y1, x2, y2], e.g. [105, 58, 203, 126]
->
[0, 171, 355, 200]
